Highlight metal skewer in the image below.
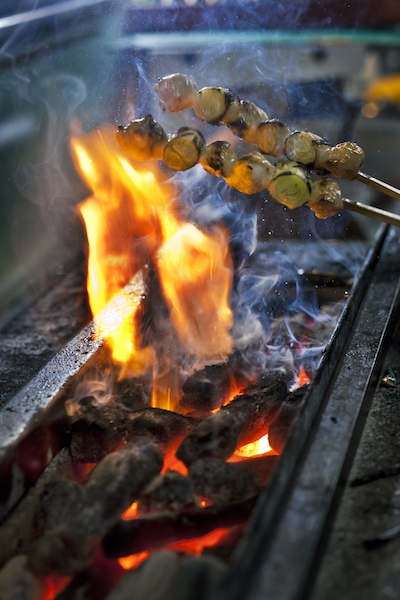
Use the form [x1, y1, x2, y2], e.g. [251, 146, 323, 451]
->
[356, 172, 400, 202]
[342, 198, 400, 228]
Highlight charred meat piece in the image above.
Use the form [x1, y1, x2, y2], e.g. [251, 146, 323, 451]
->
[324, 141, 365, 180]
[285, 130, 328, 165]
[199, 141, 237, 178]
[194, 87, 238, 124]
[226, 151, 274, 194]
[116, 115, 167, 161]
[255, 119, 291, 157]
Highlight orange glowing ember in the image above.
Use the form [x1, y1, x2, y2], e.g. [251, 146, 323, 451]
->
[70, 125, 234, 406]
[122, 501, 138, 520]
[118, 552, 149, 570]
[232, 433, 273, 458]
[169, 528, 230, 555]
[297, 365, 311, 387]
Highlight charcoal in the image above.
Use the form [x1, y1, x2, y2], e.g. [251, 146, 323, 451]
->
[268, 384, 308, 453]
[104, 497, 257, 558]
[176, 379, 287, 466]
[0, 555, 43, 600]
[162, 554, 228, 600]
[32, 479, 83, 541]
[188, 458, 259, 505]
[69, 420, 125, 463]
[54, 554, 123, 600]
[28, 439, 163, 576]
[230, 454, 279, 488]
[104, 550, 180, 600]
[176, 412, 244, 467]
[139, 470, 198, 515]
[178, 365, 232, 412]
[126, 408, 198, 452]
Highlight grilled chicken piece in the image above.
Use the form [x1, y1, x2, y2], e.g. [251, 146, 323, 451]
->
[323, 141, 365, 180]
[193, 87, 238, 123]
[285, 131, 328, 165]
[163, 127, 205, 171]
[269, 161, 312, 209]
[199, 141, 237, 178]
[225, 151, 274, 194]
[307, 177, 344, 218]
[116, 115, 167, 161]
[224, 100, 269, 140]
[154, 73, 198, 112]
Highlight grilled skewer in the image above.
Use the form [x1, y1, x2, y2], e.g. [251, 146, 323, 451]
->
[116, 118, 400, 228]
[154, 73, 399, 199]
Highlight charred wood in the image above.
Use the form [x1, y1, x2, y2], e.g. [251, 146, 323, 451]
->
[0, 555, 43, 600]
[229, 454, 279, 488]
[176, 379, 287, 466]
[188, 458, 259, 505]
[139, 470, 198, 515]
[28, 440, 163, 576]
[268, 384, 309, 453]
[104, 497, 257, 558]
[31, 479, 83, 541]
[54, 554, 124, 600]
[126, 408, 198, 453]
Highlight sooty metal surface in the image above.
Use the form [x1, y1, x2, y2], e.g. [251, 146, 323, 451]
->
[219, 224, 400, 600]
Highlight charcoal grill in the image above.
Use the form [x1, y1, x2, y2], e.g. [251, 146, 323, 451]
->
[2, 2, 400, 599]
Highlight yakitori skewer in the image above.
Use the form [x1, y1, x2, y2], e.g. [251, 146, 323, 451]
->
[116, 116, 400, 229]
[154, 73, 400, 201]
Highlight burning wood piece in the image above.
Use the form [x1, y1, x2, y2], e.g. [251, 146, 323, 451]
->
[138, 470, 198, 515]
[176, 378, 287, 466]
[178, 364, 233, 413]
[31, 479, 83, 541]
[103, 497, 257, 558]
[0, 555, 44, 600]
[188, 458, 259, 505]
[268, 384, 309, 453]
[28, 440, 163, 576]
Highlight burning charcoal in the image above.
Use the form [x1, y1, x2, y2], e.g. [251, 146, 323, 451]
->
[0, 555, 43, 600]
[178, 365, 232, 413]
[176, 379, 287, 467]
[188, 458, 259, 505]
[176, 412, 244, 467]
[162, 554, 228, 600]
[268, 384, 309, 453]
[139, 470, 198, 515]
[32, 479, 83, 541]
[28, 440, 163, 576]
[104, 497, 256, 558]
[53, 555, 123, 600]
[126, 408, 198, 452]
[104, 550, 180, 600]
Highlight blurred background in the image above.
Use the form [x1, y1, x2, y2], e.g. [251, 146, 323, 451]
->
[1, 0, 400, 323]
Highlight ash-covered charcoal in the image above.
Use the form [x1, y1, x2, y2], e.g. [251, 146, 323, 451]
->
[104, 550, 180, 600]
[139, 470, 198, 515]
[0, 555, 44, 600]
[268, 384, 309, 453]
[176, 379, 287, 466]
[188, 458, 259, 505]
[126, 408, 198, 452]
[69, 420, 125, 464]
[31, 479, 83, 541]
[104, 497, 256, 558]
[234, 454, 279, 488]
[162, 554, 228, 600]
[28, 439, 163, 576]
[178, 364, 232, 413]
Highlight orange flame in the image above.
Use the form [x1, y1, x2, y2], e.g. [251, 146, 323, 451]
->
[233, 433, 273, 458]
[71, 125, 234, 407]
[122, 501, 138, 520]
[169, 528, 230, 555]
[297, 365, 311, 387]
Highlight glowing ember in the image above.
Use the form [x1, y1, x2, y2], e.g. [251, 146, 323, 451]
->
[122, 501, 138, 520]
[118, 552, 149, 570]
[297, 365, 311, 387]
[169, 528, 230, 555]
[40, 576, 71, 600]
[233, 433, 273, 458]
